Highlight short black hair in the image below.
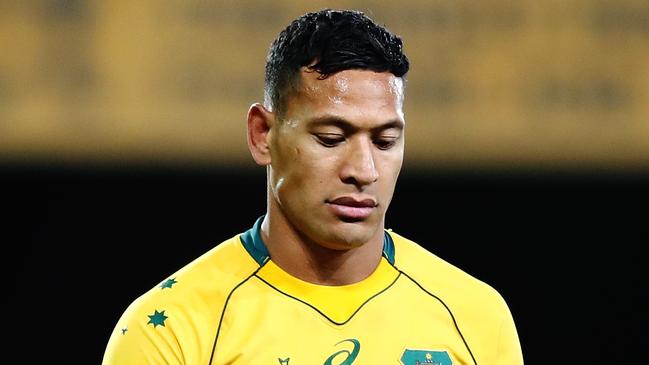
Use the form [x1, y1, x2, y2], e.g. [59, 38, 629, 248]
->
[264, 9, 410, 117]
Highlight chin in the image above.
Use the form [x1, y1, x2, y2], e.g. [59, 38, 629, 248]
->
[323, 223, 376, 249]
[319, 238, 367, 251]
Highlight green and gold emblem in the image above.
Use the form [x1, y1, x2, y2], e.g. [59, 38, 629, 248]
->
[400, 349, 452, 365]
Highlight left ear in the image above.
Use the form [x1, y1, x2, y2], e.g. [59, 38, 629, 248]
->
[246, 103, 275, 166]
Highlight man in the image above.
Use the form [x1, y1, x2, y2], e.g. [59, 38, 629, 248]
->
[103, 9, 523, 365]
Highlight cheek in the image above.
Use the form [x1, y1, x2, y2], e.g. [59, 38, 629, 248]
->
[275, 148, 326, 190]
[274, 134, 343, 189]
[379, 153, 404, 186]
[295, 142, 341, 176]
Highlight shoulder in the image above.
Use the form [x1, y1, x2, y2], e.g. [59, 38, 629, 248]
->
[103, 234, 259, 364]
[123, 234, 260, 322]
[132, 234, 259, 312]
[388, 231, 523, 364]
[388, 230, 511, 320]
[390, 232, 523, 364]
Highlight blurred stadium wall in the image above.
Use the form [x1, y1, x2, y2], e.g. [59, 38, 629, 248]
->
[1, 0, 648, 170]
[4, 2, 649, 363]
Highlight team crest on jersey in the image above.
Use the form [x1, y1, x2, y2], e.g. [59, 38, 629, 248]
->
[400, 349, 452, 365]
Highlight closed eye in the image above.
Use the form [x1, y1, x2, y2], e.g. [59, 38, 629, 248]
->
[314, 134, 345, 147]
[374, 137, 399, 150]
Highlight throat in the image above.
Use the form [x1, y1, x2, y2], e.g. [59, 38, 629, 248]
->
[259, 208, 386, 285]
[308, 247, 377, 285]
[274, 237, 383, 286]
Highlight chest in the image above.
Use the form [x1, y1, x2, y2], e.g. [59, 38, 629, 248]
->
[211, 277, 474, 365]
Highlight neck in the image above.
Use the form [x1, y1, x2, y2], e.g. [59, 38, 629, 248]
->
[260, 203, 384, 286]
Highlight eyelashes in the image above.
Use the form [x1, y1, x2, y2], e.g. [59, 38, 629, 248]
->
[313, 134, 399, 150]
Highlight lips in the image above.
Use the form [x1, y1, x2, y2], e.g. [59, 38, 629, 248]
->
[327, 196, 377, 220]
[330, 196, 377, 207]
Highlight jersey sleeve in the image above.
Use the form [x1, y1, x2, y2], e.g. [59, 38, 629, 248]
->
[102, 297, 186, 365]
[495, 305, 524, 365]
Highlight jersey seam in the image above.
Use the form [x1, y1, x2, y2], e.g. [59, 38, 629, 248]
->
[208, 261, 267, 365]
[254, 272, 401, 326]
[396, 268, 479, 365]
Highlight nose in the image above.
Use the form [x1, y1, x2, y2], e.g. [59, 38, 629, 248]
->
[340, 137, 379, 188]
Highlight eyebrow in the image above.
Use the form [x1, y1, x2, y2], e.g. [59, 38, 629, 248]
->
[306, 115, 404, 133]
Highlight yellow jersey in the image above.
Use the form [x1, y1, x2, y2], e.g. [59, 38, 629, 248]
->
[103, 217, 523, 364]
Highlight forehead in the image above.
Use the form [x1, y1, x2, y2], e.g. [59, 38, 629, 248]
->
[285, 69, 405, 123]
[300, 68, 403, 98]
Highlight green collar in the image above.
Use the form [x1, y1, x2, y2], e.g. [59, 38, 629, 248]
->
[240, 216, 395, 266]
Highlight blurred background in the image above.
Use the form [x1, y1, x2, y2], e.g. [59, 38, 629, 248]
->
[2, 0, 648, 363]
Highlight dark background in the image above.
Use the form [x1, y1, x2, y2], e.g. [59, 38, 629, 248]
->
[6, 164, 648, 363]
